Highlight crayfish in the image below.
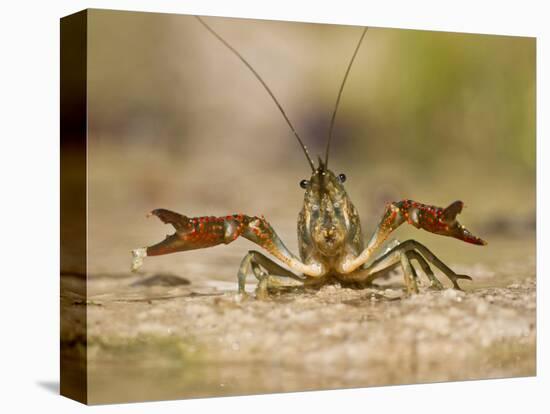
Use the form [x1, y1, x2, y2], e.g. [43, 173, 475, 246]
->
[132, 17, 486, 297]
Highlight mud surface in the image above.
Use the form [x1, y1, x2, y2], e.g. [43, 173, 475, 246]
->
[62, 237, 535, 404]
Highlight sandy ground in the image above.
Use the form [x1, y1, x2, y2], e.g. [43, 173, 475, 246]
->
[61, 236, 535, 404]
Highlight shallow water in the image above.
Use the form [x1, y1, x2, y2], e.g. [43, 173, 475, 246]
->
[61, 234, 535, 404]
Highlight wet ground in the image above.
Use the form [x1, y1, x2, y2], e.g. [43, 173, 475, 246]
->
[61, 236, 535, 404]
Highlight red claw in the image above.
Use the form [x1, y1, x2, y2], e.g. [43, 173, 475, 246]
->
[455, 225, 487, 245]
[143, 209, 282, 257]
[392, 200, 487, 246]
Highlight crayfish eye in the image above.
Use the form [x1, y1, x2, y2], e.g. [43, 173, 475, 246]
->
[338, 173, 347, 183]
[299, 179, 309, 189]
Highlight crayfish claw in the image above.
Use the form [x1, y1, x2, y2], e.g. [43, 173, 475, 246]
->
[148, 209, 190, 231]
[454, 224, 487, 246]
[443, 200, 464, 222]
[393, 199, 487, 246]
[131, 248, 147, 272]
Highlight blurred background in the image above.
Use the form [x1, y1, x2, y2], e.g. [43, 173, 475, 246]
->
[87, 9, 535, 274]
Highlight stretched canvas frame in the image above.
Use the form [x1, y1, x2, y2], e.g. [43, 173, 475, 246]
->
[61, 8, 536, 405]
